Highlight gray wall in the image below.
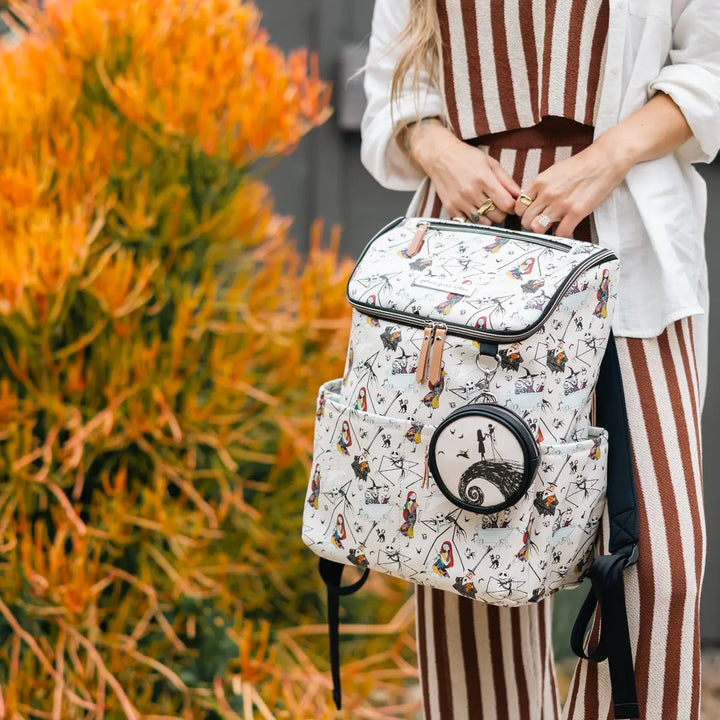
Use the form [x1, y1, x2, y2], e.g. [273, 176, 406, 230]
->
[256, 0, 720, 645]
[256, 0, 410, 255]
[697, 162, 720, 643]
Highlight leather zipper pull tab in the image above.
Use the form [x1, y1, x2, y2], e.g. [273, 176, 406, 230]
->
[407, 222, 429, 258]
[416, 324, 434, 384]
[429, 324, 447, 385]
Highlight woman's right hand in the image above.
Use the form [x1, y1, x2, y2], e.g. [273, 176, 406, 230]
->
[402, 120, 520, 224]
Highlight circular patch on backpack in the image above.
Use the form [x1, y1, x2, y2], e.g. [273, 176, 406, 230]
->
[428, 404, 540, 514]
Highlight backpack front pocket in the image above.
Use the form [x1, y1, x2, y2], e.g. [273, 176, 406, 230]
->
[302, 379, 437, 581]
[532, 428, 609, 593]
[303, 378, 609, 605]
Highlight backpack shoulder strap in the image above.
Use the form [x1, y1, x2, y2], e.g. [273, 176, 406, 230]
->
[318, 558, 370, 710]
[571, 331, 640, 719]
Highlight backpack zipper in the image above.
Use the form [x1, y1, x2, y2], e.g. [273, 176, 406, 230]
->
[349, 248, 616, 345]
[424, 218, 574, 252]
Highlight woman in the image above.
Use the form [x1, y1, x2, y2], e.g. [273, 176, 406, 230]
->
[360, 2, 720, 719]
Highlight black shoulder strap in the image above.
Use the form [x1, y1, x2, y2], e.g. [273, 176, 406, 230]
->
[571, 331, 640, 719]
[318, 558, 370, 710]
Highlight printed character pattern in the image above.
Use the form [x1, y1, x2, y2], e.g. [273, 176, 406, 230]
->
[303, 220, 618, 605]
[302, 380, 609, 606]
[307, 464, 321, 509]
[340, 221, 618, 445]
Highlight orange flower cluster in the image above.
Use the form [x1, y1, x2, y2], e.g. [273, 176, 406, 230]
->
[0, 0, 331, 323]
[0, 2, 419, 718]
[43, 0, 332, 162]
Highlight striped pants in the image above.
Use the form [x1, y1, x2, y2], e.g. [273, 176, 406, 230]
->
[415, 316, 706, 719]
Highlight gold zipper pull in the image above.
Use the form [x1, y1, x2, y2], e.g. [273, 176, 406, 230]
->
[407, 221, 429, 258]
[429, 324, 447, 385]
[416, 324, 434, 384]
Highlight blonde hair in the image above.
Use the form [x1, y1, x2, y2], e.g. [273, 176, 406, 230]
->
[390, 0, 441, 110]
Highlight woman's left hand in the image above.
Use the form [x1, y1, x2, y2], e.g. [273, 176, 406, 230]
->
[515, 139, 632, 238]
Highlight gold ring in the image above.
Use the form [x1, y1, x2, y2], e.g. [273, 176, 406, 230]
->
[519, 193, 534, 206]
[452, 215, 466, 223]
[476, 198, 496, 216]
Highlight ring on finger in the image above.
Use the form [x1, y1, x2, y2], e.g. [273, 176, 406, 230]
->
[476, 198, 496, 216]
[452, 215, 466, 223]
[537, 213, 552, 228]
[518, 192, 534, 207]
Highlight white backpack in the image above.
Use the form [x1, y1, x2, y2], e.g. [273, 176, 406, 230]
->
[302, 218, 641, 719]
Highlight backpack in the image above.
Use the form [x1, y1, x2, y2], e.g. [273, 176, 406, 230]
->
[302, 217, 640, 719]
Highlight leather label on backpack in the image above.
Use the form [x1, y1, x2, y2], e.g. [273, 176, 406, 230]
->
[412, 272, 476, 297]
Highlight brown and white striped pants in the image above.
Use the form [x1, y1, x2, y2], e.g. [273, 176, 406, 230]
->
[410, 124, 706, 719]
[415, 316, 705, 720]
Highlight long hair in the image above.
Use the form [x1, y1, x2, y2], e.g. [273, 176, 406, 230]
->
[390, 0, 441, 110]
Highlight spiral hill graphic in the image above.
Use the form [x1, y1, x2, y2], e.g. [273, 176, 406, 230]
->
[459, 460, 525, 506]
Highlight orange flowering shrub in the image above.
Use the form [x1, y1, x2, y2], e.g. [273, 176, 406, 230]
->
[0, 1, 419, 717]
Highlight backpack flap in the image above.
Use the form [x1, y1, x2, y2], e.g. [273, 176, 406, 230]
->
[347, 217, 618, 341]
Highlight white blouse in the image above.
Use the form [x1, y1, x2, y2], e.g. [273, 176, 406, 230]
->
[361, 0, 720, 408]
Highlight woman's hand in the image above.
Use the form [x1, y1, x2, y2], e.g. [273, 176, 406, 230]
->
[514, 140, 631, 237]
[401, 120, 520, 224]
[515, 92, 693, 237]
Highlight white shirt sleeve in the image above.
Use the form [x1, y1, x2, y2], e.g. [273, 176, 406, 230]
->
[647, 0, 720, 164]
[360, 0, 445, 191]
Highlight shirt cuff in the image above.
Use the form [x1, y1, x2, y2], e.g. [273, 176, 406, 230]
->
[648, 63, 720, 164]
[361, 93, 445, 192]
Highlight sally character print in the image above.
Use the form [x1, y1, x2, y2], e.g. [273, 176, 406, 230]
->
[308, 464, 320, 509]
[484, 236, 510, 254]
[337, 420, 352, 455]
[423, 370, 446, 410]
[508, 257, 535, 280]
[355, 387, 368, 412]
[516, 517, 536, 562]
[406, 420, 423, 444]
[435, 293, 463, 315]
[400, 491, 418, 538]
[432, 541, 454, 577]
[316, 393, 326, 420]
[594, 268, 610, 318]
[331, 514, 346, 549]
